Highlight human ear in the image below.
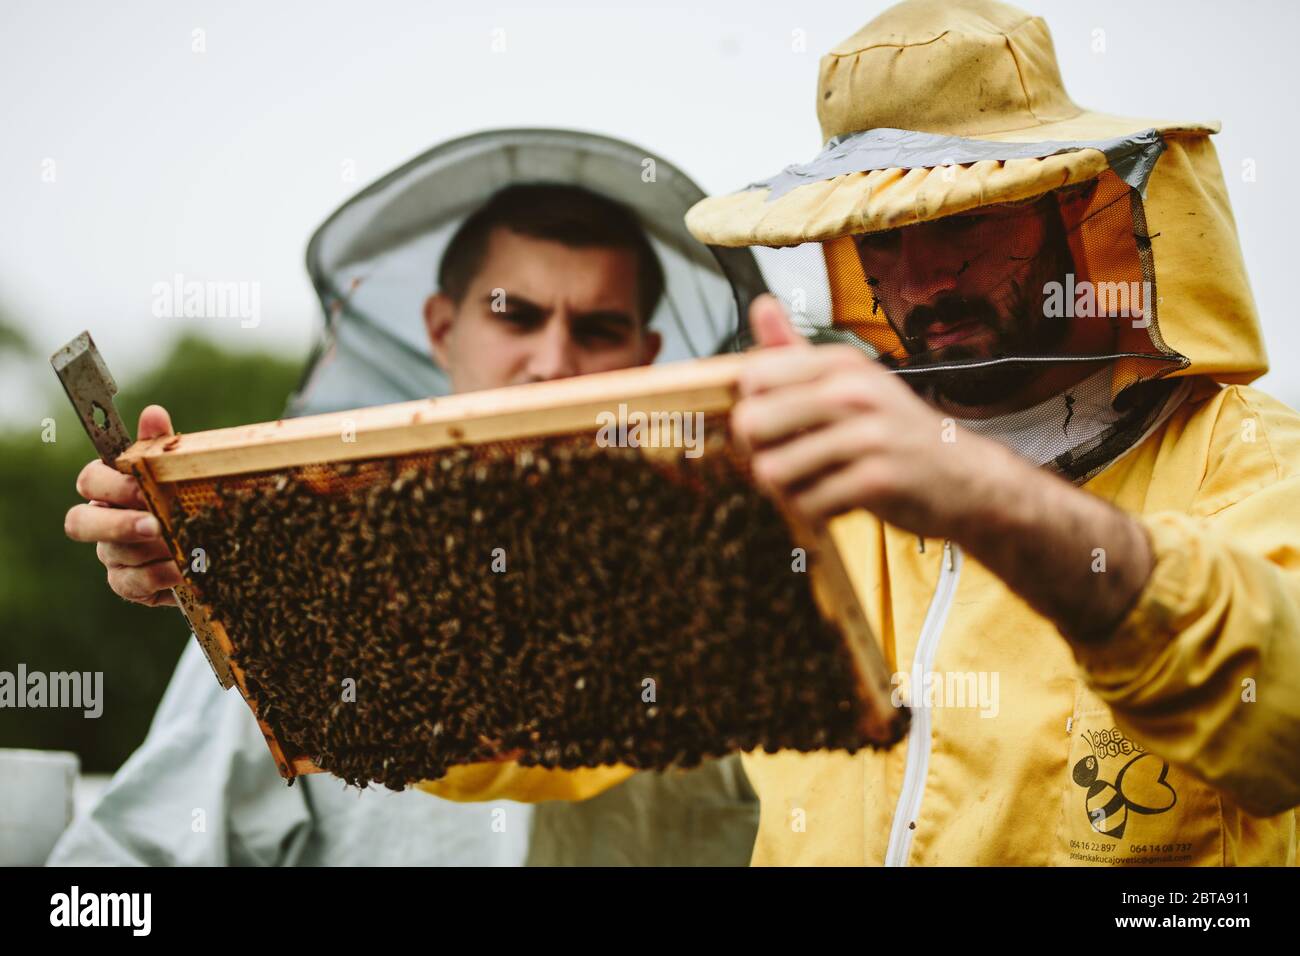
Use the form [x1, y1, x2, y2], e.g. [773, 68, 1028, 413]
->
[424, 293, 457, 371]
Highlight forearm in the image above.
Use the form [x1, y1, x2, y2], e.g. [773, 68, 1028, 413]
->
[952, 445, 1154, 641]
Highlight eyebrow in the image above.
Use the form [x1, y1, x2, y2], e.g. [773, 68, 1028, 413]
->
[483, 292, 636, 328]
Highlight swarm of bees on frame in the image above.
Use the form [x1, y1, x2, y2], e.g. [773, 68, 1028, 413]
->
[171, 418, 875, 790]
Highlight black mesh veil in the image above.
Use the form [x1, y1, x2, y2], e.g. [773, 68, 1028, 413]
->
[725, 134, 1194, 484]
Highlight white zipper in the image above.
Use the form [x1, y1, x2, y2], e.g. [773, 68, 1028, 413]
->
[884, 539, 962, 866]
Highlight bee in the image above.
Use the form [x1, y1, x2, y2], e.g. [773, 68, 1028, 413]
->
[865, 275, 883, 317]
[1072, 734, 1178, 839]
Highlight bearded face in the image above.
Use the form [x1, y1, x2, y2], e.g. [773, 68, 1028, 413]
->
[854, 195, 1077, 409]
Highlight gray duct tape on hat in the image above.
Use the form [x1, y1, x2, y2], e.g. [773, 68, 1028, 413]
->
[287, 128, 768, 417]
[752, 126, 1167, 203]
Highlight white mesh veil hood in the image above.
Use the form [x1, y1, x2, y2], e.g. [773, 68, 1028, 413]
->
[286, 128, 767, 417]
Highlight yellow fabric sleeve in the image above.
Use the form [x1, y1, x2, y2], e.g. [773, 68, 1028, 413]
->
[411, 762, 637, 803]
[1066, 491, 1300, 818]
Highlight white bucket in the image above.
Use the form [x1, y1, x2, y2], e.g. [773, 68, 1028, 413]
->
[0, 748, 79, 865]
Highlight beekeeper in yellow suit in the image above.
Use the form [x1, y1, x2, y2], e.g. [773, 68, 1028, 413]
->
[418, 0, 1300, 866]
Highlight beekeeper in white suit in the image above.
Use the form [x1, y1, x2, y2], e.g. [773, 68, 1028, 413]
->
[53, 129, 765, 866]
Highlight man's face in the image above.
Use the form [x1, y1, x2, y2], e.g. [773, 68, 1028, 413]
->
[854, 198, 1074, 408]
[424, 226, 662, 393]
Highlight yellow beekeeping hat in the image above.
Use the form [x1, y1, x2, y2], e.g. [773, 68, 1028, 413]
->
[686, 0, 1219, 248]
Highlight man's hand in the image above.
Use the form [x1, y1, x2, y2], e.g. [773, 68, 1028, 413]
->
[732, 295, 1154, 642]
[64, 405, 182, 607]
[733, 295, 1027, 538]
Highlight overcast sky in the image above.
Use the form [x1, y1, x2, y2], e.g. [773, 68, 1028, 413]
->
[3, 0, 1298, 422]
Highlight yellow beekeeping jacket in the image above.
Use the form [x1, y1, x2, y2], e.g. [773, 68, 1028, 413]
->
[417, 134, 1300, 867]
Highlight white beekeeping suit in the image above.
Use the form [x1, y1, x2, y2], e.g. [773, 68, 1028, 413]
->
[48, 128, 766, 867]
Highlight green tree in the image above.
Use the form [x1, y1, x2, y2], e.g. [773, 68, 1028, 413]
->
[0, 315, 34, 355]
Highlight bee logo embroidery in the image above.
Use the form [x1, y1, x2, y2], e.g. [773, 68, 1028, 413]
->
[1072, 730, 1178, 839]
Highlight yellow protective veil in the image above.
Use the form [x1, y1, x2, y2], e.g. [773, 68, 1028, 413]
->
[686, 0, 1266, 480]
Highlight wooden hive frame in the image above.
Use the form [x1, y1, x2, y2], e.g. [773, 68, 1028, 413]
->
[115, 353, 907, 779]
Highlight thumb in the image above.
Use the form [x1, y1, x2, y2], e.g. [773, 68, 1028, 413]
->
[748, 294, 808, 349]
[138, 404, 174, 441]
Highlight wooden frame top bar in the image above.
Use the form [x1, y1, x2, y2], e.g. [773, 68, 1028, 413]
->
[116, 353, 748, 482]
